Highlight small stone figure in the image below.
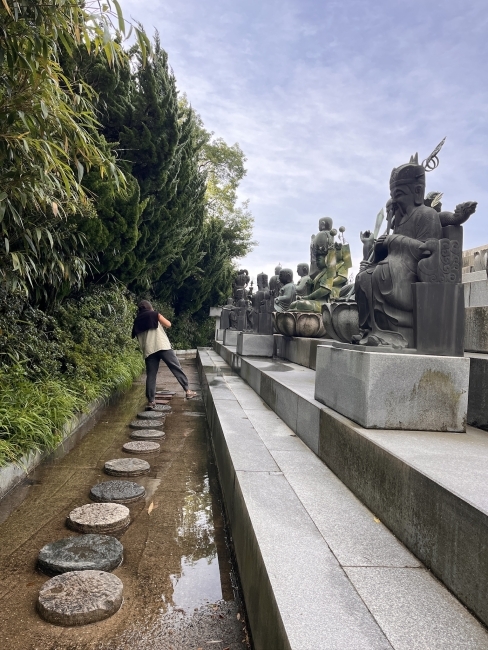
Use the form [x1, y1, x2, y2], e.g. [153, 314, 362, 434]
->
[269, 264, 283, 297]
[295, 263, 311, 296]
[360, 230, 375, 261]
[274, 268, 296, 312]
[252, 273, 268, 333]
[311, 218, 335, 274]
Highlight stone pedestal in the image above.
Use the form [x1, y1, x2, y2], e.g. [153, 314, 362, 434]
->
[413, 283, 464, 356]
[314, 342, 470, 432]
[465, 307, 488, 353]
[216, 328, 224, 341]
[223, 329, 239, 346]
[237, 333, 274, 357]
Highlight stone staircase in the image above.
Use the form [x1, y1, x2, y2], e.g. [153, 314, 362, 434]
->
[197, 344, 488, 650]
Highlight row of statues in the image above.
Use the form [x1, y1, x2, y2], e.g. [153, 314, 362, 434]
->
[220, 139, 477, 355]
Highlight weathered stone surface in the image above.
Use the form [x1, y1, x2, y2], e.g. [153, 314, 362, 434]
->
[129, 429, 165, 441]
[465, 306, 488, 352]
[38, 535, 123, 574]
[129, 419, 164, 429]
[147, 402, 170, 409]
[137, 408, 171, 418]
[67, 503, 130, 534]
[236, 333, 274, 357]
[90, 480, 145, 504]
[137, 406, 171, 420]
[104, 458, 150, 477]
[156, 390, 176, 395]
[123, 440, 161, 454]
[315, 342, 470, 431]
[223, 329, 239, 346]
[37, 570, 123, 626]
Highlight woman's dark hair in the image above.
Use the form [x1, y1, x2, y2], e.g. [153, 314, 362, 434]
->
[138, 300, 153, 313]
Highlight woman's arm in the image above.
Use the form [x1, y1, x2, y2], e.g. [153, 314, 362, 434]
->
[158, 313, 172, 328]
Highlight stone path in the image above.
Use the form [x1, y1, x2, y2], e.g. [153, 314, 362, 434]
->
[0, 358, 250, 649]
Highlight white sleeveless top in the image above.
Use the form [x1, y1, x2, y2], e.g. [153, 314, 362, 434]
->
[137, 323, 171, 358]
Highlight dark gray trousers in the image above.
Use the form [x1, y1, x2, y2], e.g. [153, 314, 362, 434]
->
[145, 349, 189, 402]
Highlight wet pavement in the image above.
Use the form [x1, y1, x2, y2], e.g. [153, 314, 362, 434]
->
[0, 358, 251, 649]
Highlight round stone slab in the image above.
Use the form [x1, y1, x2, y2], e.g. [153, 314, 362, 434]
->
[129, 429, 165, 441]
[123, 440, 160, 454]
[137, 410, 170, 419]
[90, 480, 145, 504]
[67, 503, 130, 534]
[146, 403, 169, 410]
[38, 535, 123, 575]
[37, 570, 123, 626]
[104, 458, 150, 477]
[129, 419, 164, 429]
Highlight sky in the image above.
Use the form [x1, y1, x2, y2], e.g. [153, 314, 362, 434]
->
[119, 0, 488, 283]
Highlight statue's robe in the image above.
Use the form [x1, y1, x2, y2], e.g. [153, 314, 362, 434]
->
[274, 283, 297, 312]
[355, 205, 442, 347]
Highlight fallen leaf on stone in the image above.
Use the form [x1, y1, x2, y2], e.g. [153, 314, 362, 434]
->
[374, 517, 381, 523]
[237, 612, 241, 620]
[148, 502, 154, 515]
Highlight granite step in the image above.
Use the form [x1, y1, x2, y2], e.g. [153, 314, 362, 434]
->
[198, 344, 488, 645]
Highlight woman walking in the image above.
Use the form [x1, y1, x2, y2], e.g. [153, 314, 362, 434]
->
[132, 300, 197, 408]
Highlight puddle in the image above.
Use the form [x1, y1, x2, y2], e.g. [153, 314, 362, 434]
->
[0, 359, 250, 650]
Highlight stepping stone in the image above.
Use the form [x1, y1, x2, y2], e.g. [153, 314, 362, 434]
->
[130, 429, 165, 441]
[67, 503, 130, 534]
[38, 534, 123, 574]
[37, 570, 123, 626]
[137, 410, 169, 419]
[123, 440, 160, 454]
[156, 390, 176, 395]
[104, 458, 150, 477]
[90, 480, 145, 504]
[146, 402, 170, 409]
[129, 419, 164, 429]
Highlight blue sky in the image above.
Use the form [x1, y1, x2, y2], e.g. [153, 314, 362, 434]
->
[119, 0, 488, 282]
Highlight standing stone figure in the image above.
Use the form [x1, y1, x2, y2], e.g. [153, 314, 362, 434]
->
[252, 272, 269, 333]
[360, 230, 375, 261]
[295, 263, 312, 296]
[274, 269, 296, 312]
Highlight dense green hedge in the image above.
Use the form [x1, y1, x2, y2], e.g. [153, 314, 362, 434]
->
[0, 285, 144, 466]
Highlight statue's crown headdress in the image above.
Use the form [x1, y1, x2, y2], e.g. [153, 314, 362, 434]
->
[390, 138, 446, 190]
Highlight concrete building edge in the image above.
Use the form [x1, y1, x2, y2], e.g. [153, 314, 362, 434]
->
[197, 351, 292, 650]
[318, 407, 488, 628]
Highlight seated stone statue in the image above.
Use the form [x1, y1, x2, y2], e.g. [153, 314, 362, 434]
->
[274, 268, 296, 312]
[354, 155, 442, 348]
[269, 264, 282, 297]
[295, 263, 311, 296]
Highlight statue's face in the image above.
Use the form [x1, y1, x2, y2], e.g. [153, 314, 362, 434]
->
[391, 185, 416, 215]
[279, 269, 293, 285]
[297, 264, 308, 277]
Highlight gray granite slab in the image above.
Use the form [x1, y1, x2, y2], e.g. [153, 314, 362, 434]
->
[104, 458, 150, 476]
[235, 470, 393, 649]
[271, 449, 420, 568]
[90, 480, 145, 504]
[345, 567, 488, 649]
[244, 408, 308, 452]
[67, 503, 130, 534]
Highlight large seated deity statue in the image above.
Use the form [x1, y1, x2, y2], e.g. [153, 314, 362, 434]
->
[274, 268, 296, 312]
[354, 151, 477, 351]
[289, 220, 352, 313]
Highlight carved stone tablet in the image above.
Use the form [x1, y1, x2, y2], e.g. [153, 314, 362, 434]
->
[38, 534, 123, 574]
[104, 458, 150, 477]
[37, 570, 123, 626]
[123, 440, 161, 454]
[137, 408, 171, 418]
[67, 503, 130, 534]
[90, 480, 145, 504]
[129, 429, 165, 441]
[129, 419, 164, 429]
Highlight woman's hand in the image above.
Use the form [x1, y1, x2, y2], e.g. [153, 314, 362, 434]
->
[158, 313, 171, 328]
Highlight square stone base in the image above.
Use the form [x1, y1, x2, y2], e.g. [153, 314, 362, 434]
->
[315, 343, 470, 432]
[216, 329, 224, 341]
[237, 333, 274, 357]
[223, 329, 239, 346]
